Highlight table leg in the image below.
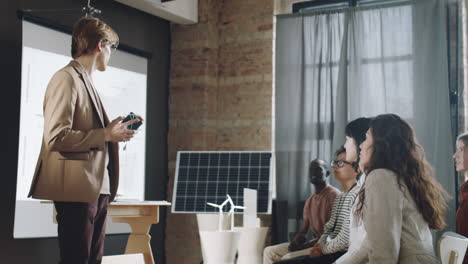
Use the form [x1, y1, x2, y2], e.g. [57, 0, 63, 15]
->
[112, 216, 155, 264]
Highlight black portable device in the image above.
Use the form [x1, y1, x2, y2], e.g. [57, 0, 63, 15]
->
[122, 112, 143, 130]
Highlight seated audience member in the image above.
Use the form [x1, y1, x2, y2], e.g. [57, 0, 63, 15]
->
[274, 146, 360, 264]
[349, 114, 448, 263]
[263, 159, 340, 264]
[343, 117, 371, 185]
[335, 117, 371, 263]
[453, 132, 468, 264]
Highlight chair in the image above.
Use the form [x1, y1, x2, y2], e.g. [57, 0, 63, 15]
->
[102, 253, 145, 264]
[271, 199, 288, 244]
[438, 231, 468, 264]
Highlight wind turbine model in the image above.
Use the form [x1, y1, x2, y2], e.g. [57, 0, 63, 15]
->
[226, 194, 246, 231]
[207, 198, 229, 231]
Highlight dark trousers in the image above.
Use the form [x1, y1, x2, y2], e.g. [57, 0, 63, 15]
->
[274, 251, 346, 264]
[54, 194, 109, 264]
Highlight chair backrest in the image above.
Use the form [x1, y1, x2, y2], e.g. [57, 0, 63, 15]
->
[438, 232, 468, 264]
[102, 253, 145, 264]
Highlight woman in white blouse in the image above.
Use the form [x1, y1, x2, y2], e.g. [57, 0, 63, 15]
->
[335, 117, 371, 264]
[348, 114, 448, 264]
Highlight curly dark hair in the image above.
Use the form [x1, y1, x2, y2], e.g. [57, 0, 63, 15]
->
[355, 114, 448, 230]
[334, 145, 346, 157]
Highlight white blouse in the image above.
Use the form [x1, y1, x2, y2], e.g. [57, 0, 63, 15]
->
[334, 185, 367, 264]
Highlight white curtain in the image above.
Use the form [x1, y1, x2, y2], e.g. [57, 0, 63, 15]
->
[275, 0, 455, 241]
[276, 12, 345, 236]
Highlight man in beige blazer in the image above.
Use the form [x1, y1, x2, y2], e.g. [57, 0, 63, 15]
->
[28, 17, 142, 264]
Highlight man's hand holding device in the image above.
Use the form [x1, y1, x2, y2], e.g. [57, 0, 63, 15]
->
[105, 112, 144, 143]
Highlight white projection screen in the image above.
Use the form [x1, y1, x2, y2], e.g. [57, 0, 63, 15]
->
[14, 21, 148, 238]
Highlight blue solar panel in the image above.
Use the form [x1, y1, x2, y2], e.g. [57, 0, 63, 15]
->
[171, 151, 272, 213]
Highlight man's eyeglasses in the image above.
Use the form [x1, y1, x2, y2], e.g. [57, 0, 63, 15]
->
[103, 39, 118, 51]
[331, 159, 352, 168]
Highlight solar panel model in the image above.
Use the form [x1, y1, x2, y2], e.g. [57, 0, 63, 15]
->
[172, 151, 272, 214]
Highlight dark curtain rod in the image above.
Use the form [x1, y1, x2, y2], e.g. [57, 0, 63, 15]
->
[292, 0, 412, 14]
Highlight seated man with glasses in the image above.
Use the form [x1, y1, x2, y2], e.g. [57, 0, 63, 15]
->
[274, 146, 360, 264]
[264, 159, 340, 264]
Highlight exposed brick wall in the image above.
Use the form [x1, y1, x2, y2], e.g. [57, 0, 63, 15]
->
[166, 0, 274, 263]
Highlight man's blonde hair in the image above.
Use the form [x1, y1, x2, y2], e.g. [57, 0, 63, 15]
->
[71, 17, 119, 59]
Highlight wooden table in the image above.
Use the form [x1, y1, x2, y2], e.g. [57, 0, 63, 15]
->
[44, 200, 171, 264]
[108, 201, 171, 264]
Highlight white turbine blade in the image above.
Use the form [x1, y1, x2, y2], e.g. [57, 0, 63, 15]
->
[226, 194, 234, 206]
[234, 205, 246, 210]
[220, 198, 229, 207]
[207, 202, 221, 208]
[226, 194, 236, 214]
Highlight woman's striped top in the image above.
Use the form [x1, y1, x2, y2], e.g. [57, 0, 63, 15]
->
[318, 183, 359, 254]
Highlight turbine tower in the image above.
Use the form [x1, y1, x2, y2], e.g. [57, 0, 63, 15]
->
[207, 198, 229, 231]
[226, 194, 246, 231]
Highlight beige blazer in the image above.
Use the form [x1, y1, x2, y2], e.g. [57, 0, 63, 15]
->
[343, 169, 438, 264]
[28, 60, 119, 203]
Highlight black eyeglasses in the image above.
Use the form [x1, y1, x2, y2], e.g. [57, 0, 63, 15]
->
[103, 39, 118, 51]
[109, 43, 118, 51]
[331, 159, 352, 168]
